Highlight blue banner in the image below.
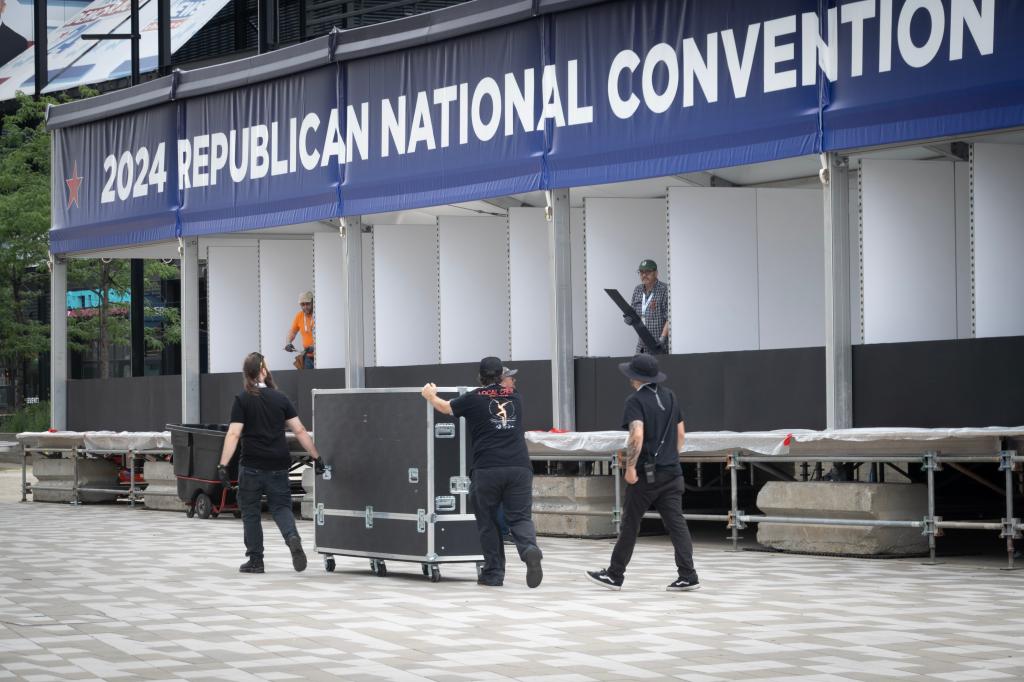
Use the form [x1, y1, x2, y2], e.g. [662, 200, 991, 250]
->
[50, 0, 1023, 253]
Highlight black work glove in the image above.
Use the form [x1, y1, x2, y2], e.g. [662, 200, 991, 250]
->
[623, 313, 638, 326]
[284, 343, 296, 353]
[313, 458, 326, 475]
[216, 464, 231, 487]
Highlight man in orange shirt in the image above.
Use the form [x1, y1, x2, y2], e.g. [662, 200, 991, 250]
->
[284, 291, 315, 369]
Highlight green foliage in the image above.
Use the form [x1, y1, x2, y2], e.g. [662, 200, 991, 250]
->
[0, 401, 51, 433]
[0, 94, 57, 396]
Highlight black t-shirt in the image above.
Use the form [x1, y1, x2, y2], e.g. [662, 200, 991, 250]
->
[621, 383, 684, 473]
[229, 387, 297, 471]
[450, 384, 531, 471]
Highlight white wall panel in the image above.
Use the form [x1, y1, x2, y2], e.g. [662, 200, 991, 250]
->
[861, 159, 956, 343]
[508, 208, 551, 360]
[756, 188, 825, 349]
[571, 207, 586, 356]
[973, 143, 1024, 338]
[313, 233, 344, 369]
[207, 244, 259, 374]
[850, 170, 863, 345]
[373, 225, 439, 366]
[259, 240, 314, 372]
[439, 216, 509, 363]
[669, 187, 759, 353]
[584, 198, 666, 357]
[362, 232, 375, 367]
[954, 162, 972, 339]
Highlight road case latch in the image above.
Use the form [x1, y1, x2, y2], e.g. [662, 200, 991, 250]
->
[322, 464, 332, 480]
[449, 476, 470, 494]
[365, 505, 374, 529]
[434, 422, 456, 439]
[408, 468, 419, 483]
[315, 503, 325, 526]
[417, 508, 427, 532]
[435, 496, 456, 512]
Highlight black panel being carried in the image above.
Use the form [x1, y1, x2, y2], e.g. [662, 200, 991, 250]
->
[853, 336, 1024, 428]
[574, 348, 826, 432]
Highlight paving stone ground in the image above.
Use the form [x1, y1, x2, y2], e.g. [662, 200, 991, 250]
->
[1, 475, 1022, 682]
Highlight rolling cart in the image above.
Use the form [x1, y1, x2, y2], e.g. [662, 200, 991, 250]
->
[312, 388, 483, 581]
[168, 424, 241, 519]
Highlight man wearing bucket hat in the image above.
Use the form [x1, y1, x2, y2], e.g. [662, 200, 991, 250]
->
[421, 357, 543, 588]
[586, 354, 700, 592]
[625, 259, 669, 354]
[284, 291, 315, 369]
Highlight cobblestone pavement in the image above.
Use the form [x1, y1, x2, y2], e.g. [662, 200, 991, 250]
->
[1, 500, 1022, 681]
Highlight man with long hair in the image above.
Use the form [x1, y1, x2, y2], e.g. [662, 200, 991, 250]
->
[217, 352, 322, 574]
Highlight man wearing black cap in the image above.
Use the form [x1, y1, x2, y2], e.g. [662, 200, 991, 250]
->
[421, 357, 543, 588]
[586, 353, 699, 592]
[625, 259, 669, 354]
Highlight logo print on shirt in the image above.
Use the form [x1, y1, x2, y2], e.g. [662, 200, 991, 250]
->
[488, 398, 517, 430]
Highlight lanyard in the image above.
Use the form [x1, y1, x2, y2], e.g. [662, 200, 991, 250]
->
[641, 290, 655, 317]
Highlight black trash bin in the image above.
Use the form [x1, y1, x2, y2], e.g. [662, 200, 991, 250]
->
[168, 424, 240, 519]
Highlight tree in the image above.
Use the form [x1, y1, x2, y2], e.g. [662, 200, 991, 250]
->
[0, 94, 56, 408]
[67, 258, 180, 378]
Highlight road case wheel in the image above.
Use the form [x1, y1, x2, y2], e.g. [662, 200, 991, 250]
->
[185, 503, 196, 518]
[194, 492, 213, 519]
[232, 511, 242, 519]
[429, 565, 441, 583]
[370, 558, 387, 577]
[324, 556, 336, 572]
[421, 563, 430, 576]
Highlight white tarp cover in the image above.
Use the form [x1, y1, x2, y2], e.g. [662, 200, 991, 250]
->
[18, 430, 171, 451]
[525, 427, 1024, 456]
[0, 0, 232, 101]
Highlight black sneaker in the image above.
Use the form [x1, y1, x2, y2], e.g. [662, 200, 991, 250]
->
[477, 577, 503, 587]
[666, 576, 700, 592]
[524, 547, 543, 588]
[585, 569, 622, 590]
[286, 535, 307, 572]
[239, 557, 264, 574]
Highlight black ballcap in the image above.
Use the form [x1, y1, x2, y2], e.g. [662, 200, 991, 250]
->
[479, 356, 503, 376]
[638, 259, 658, 272]
[618, 353, 667, 383]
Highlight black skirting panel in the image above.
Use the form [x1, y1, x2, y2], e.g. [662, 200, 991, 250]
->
[68, 375, 181, 431]
[574, 347, 826, 433]
[853, 336, 1024, 428]
[66, 337, 1023, 432]
[366, 360, 554, 432]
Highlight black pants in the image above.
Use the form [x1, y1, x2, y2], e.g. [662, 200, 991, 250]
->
[237, 466, 298, 559]
[471, 466, 540, 581]
[609, 469, 697, 583]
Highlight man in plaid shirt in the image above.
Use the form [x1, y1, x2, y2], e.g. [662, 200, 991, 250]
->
[626, 259, 669, 354]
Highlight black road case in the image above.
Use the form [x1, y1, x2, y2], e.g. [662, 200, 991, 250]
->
[312, 388, 483, 581]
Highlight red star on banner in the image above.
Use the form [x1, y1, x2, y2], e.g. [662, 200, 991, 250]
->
[65, 161, 83, 209]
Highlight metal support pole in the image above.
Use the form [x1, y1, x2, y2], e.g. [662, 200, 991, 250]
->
[33, 0, 48, 95]
[548, 188, 575, 430]
[1000, 451, 1020, 570]
[923, 451, 941, 565]
[258, 0, 279, 53]
[157, 0, 172, 76]
[71, 448, 80, 506]
[50, 256, 68, 430]
[21, 449, 28, 502]
[342, 217, 366, 389]
[128, 451, 136, 507]
[728, 451, 742, 550]
[180, 239, 200, 424]
[130, 0, 140, 85]
[822, 153, 852, 430]
[131, 259, 145, 377]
